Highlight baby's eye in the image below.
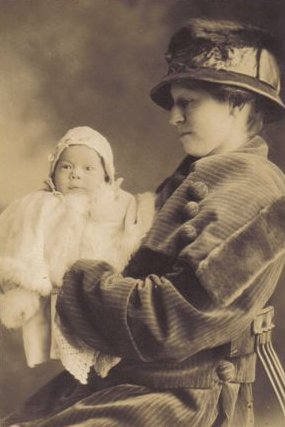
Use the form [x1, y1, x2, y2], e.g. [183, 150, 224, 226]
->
[85, 166, 96, 171]
[61, 163, 72, 170]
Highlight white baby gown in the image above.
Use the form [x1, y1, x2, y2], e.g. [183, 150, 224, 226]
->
[0, 184, 155, 384]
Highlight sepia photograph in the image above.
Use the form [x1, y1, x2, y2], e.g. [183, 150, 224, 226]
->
[0, 0, 285, 426]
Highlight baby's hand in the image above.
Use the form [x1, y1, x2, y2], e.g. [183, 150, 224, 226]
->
[0, 287, 40, 329]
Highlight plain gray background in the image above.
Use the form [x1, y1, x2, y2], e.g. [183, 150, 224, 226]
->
[0, 1, 284, 426]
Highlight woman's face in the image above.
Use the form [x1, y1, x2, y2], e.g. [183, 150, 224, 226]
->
[53, 145, 106, 196]
[169, 83, 237, 157]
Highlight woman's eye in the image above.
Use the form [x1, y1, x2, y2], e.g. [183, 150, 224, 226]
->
[179, 99, 194, 108]
[181, 100, 189, 108]
[85, 166, 95, 171]
[61, 164, 71, 169]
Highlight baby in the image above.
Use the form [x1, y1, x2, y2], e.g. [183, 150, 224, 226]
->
[0, 126, 155, 384]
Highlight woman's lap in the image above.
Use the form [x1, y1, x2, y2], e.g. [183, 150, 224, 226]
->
[2, 371, 254, 427]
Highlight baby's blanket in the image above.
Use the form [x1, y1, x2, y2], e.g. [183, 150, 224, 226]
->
[0, 187, 155, 383]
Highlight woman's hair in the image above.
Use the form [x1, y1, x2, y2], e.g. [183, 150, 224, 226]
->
[181, 80, 266, 136]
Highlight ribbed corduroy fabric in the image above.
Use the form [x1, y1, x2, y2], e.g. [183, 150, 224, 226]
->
[3, 371, 254, 426]
[2, 137, 285, 427]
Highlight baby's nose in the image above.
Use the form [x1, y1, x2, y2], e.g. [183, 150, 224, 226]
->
[71, 167, 81, 178]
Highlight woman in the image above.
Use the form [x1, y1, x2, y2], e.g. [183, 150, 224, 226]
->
[4, 18, 285, 427]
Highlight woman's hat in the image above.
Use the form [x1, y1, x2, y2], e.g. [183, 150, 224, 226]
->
[48, 126, 115, 182]
[150, 19, 285, 121]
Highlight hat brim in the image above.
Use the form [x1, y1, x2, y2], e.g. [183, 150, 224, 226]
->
[150, 68, 285, 122]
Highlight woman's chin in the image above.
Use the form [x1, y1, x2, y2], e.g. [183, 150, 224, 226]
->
[181, 141, 201, 157]
[181, 139, 213, 158]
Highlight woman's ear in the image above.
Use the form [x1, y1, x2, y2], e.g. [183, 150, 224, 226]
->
[230, 102, 253, 129]
[229, 101, 246, 116]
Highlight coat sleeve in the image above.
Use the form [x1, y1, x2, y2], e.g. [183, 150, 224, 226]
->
[0, 192, 58, 328]
[0, 191, 58, 296]
[57, 156, 285, 362]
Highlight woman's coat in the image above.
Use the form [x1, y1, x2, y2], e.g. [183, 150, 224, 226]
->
[57, 137, 285, 387]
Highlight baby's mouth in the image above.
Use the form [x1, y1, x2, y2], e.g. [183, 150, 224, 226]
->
[68, 186, 85, 191]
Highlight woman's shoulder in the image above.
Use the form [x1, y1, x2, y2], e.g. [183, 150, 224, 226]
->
[194, 148, 285, 195]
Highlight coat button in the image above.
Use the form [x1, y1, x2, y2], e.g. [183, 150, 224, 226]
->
[217, 361, 236, 382]
[184, 201, 199, 218]
[187, 181, 208, 200]
[180, 223, 197, 241]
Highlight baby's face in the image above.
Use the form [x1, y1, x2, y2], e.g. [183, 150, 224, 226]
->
[53, 145, 106, 197]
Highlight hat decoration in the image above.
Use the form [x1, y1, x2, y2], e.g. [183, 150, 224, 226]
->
[151, 19, 285, 121]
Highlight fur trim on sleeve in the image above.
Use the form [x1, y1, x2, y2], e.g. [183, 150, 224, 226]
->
[0, 257, 52, 295]
[116, 191, 156, 269]
[0, 287, 40, 329]
[194, 197, 285, 306]
[135, 192, 156, 236]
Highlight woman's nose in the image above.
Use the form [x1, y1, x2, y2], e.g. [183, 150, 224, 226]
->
[169, 105, 185, 126]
